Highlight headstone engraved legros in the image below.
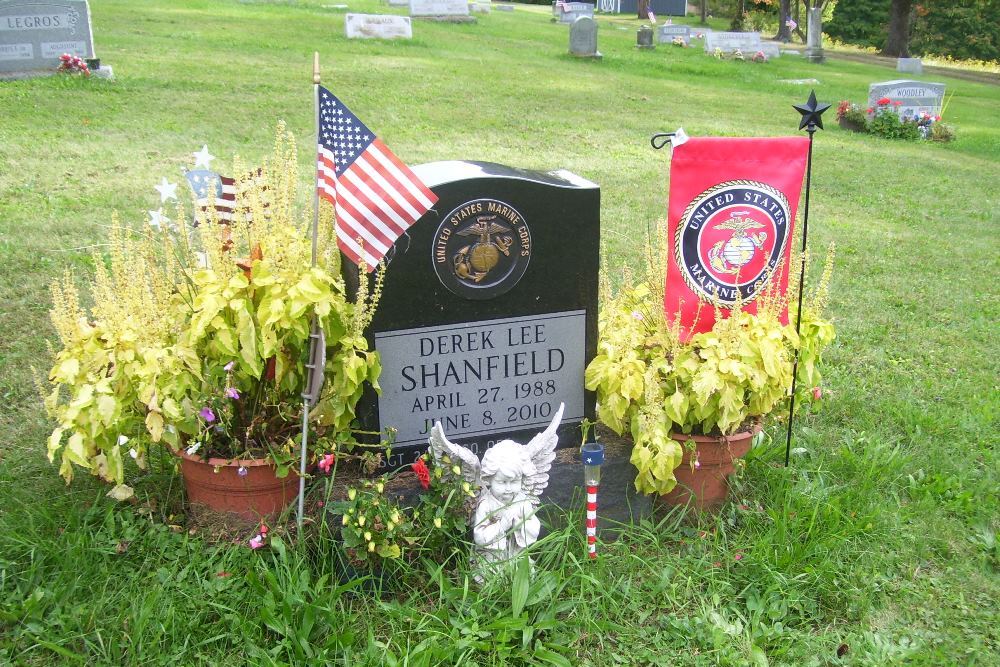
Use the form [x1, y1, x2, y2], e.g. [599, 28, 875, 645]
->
[345, 14, 412, 39]
[345, 162, 600, 471]
[0, 0, 95, 76]
[569, 15, 601, 59]
[868, 80, 945, 120]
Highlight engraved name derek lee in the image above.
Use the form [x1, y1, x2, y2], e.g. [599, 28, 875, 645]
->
[400, 322, 564, 437]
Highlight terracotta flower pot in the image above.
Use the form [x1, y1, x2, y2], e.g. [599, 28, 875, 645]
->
[176, 448, 299, 521]
[660, 425, 760, 511]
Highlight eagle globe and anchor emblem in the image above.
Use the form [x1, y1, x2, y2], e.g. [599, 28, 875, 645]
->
[677, 181, 791, 306]
[707, 215, 768, 276]
[433, 198, 532, 300]
[453, 215, 515, 283]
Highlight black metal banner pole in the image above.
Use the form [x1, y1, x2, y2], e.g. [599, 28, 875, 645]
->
[787, 91, 829, 467]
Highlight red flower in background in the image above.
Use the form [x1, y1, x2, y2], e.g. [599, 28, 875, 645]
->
[877, 97, 891, 105]
[412, 458, 431, 489]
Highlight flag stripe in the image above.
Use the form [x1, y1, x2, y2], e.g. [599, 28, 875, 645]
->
[340, 166, 412, 235]
[316, 86, 437, 269]
[368, 140, 436, 208]
[349, 156, 423, 225]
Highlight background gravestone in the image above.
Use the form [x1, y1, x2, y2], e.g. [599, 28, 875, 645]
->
[0, 0, 93, 76]
[409, 0, 472, 22]
[868, 80, 945, 119]
[345, 14, 412, 39]
[553, 2, 594, 24]
[897, 58, 923, 75]
[345, 161, 600, 472]
[569, 15, 600, 59]
[657, 24, 690, 45]
[703, 31, 762, 54]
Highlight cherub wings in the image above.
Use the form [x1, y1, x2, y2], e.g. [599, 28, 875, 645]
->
[521, 402, 564, 506]
[427, 402, 565, 507]
[428, 422, 482, 486]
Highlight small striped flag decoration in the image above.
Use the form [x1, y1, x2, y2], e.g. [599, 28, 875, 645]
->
[315, 85, 437, 270]
[185, 168, 269, 225]
[586, 484, 598, 558]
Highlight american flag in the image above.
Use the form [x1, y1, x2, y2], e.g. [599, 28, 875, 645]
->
[315, 85, 437, 269]
[185, 169, 236, 224]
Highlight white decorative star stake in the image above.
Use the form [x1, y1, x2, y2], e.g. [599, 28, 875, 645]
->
[148, 208, 168, 230]
[192, 144, 215, 170]
[154, 177, 179, 203]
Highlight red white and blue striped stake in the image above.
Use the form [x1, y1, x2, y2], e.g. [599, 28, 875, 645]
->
[581, 441, 605, 559]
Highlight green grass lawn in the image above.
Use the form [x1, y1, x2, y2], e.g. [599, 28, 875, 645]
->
[1, 1, 998, 664]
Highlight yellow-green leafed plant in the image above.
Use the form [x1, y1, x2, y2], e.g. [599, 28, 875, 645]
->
[585, 246, 836, 496]
[42, 123, 383, 488]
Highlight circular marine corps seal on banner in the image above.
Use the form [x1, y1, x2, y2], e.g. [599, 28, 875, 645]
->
[676, 180, 792, 307]
[432, 198, 532, 300]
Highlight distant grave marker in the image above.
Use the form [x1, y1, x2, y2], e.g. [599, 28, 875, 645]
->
[657, 24, 690, 45]
[897, 58, 922, 75]
[409, 0, 473, 22]
[345, 13, 412, 39]
[703, 31, 762, 54]
[0, 0, 94, 76]
[552, 2, 594, 25]
[569, 15, 600, 59]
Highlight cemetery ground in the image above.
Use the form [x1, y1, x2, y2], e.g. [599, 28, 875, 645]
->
[0, 0, 997, 664]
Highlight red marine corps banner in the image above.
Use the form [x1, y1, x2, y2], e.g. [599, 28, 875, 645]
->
[665, 136, 809, 339]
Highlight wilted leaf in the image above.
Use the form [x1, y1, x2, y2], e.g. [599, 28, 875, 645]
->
[106, 484, 134, 502]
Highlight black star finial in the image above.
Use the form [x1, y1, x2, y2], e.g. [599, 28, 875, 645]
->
[793, 90, 831, 131]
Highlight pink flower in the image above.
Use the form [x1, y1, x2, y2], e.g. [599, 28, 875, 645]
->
[199, 406, 216, 422]
[237, 466, 248, 477]
[225, 387, 240, 400]
[259, 523, 269, 535]
[631, 311, 644, 321]
[249, 534, 264, 549]
[694, 455, 701, 469]
[734, 553, 744, 561]
[318, 453, 335, 474]
[224, 361, 235, 372]
[811, 387, 822, 401]
[893, 101, 903, 106]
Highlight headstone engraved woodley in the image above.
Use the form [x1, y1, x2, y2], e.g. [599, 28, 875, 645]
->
[345, 13, 412, 39]
[0, 0, 94, 76]
[868, 80, 945, 119]
[346, 162, 600, 471]
[569, 15, 601, 59]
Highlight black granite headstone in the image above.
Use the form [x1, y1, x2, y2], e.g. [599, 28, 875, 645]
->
[346, 161, 600, 471]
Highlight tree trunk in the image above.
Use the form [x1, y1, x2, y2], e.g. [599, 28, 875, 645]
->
[700, 0, 708, 26]
[883, 0, 913, 57]
[774, 0, 792, 42]
[638, 0, 649, 20]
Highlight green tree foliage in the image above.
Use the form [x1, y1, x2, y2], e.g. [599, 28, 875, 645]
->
[828, 0, 1000, 61]
[911, 1, 1000, 62]
[827, 0, 889, 48]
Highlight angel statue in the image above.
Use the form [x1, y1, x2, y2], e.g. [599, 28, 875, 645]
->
[429, 403, 565, 583]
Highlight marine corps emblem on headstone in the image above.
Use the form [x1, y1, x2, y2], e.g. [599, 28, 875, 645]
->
[675, 180, 791, 307]
[432, 198, 531, 300]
